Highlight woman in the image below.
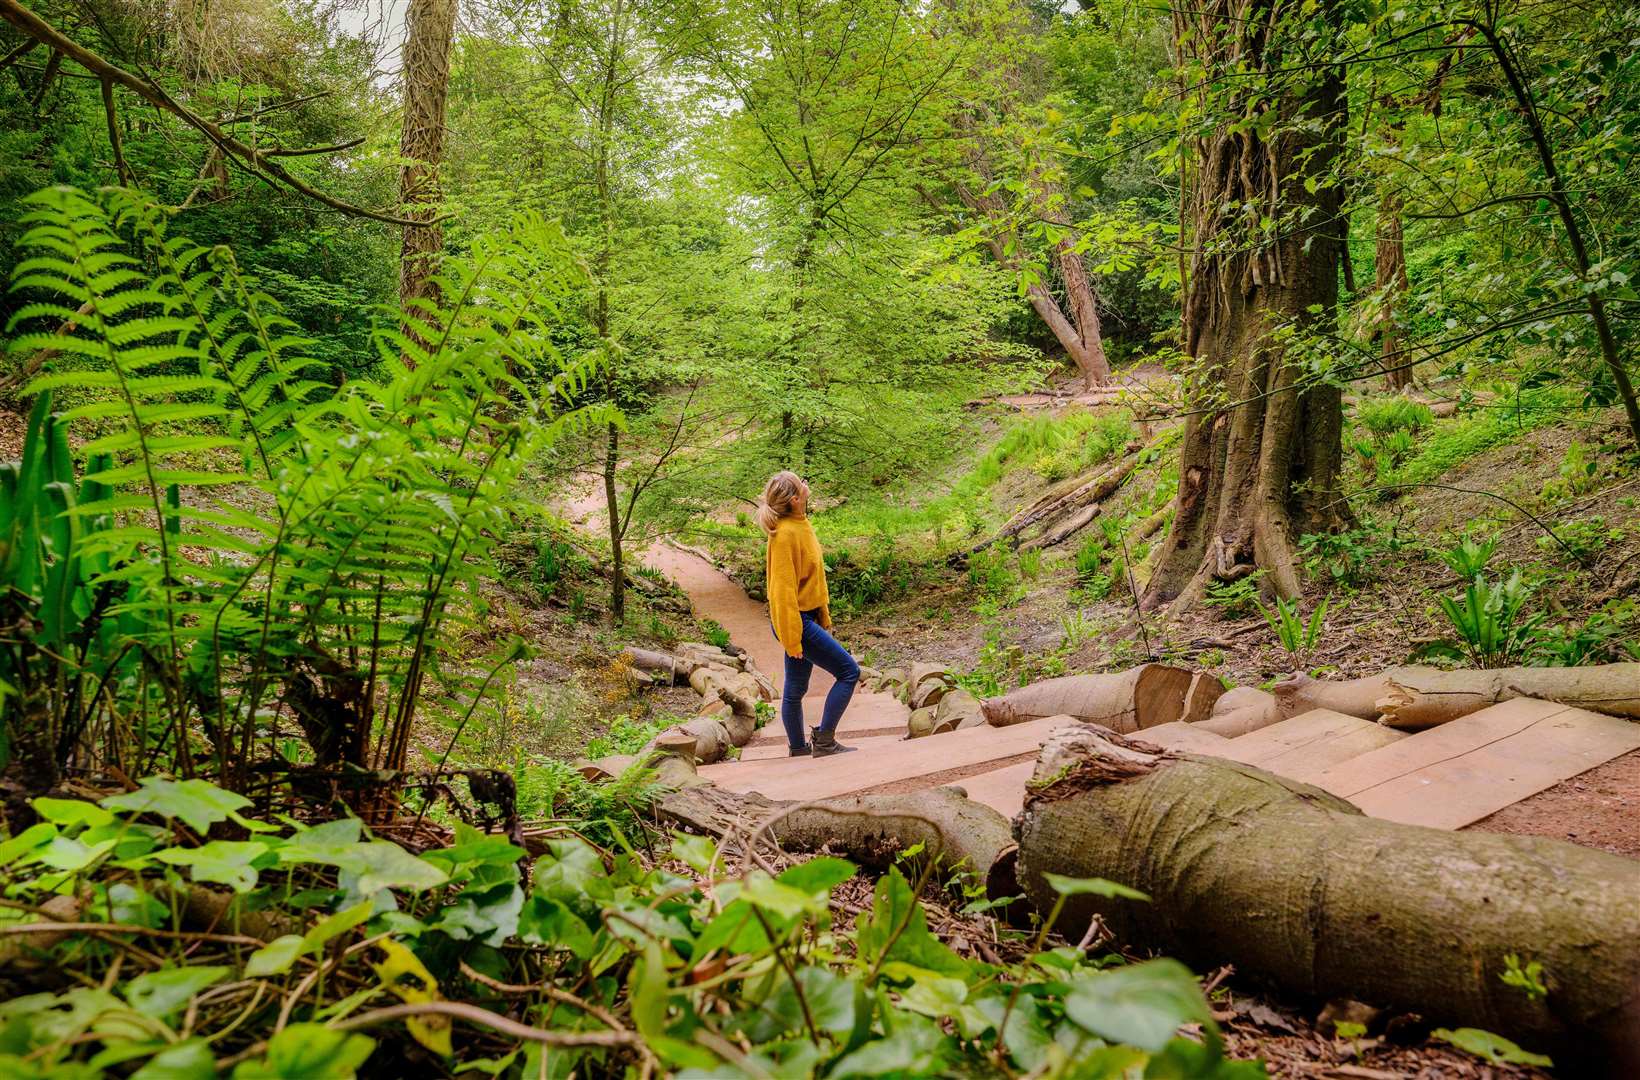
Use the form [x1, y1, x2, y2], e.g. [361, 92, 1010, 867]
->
[759, 471, 860, 757]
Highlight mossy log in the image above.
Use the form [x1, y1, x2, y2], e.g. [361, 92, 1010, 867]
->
[1011, 726, 1640, 1065]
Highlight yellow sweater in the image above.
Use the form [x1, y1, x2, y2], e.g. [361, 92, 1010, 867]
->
[766, 515, 830, 657]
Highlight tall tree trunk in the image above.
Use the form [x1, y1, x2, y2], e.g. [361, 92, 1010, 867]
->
[955, 141, 1111, 389]
[398, 0, 457, 332]
[1376, 185, 1411, 390]
[1053, 226, 1113, 390]
[1142, 0, 1350, 610]
[594, 0, 626, 623]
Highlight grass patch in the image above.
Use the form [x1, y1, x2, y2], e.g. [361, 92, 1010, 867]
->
[1373, 388, 1576, 490]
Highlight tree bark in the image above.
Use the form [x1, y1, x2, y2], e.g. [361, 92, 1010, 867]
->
[1374, 126, 1411, 390]
[658, 783, 1016, 885]
[954, 147, 1111, 389]
[981, 663, 1198, 731]
[398, 0, 457, 328]
[1013, 726, 1640, 1066]
[1143, 0, 1350, 608]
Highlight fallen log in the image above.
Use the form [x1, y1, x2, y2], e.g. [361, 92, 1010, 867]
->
[658, 783, 1014, 884]
[620, 647, 686, 684]
[1018, 501, 1101, 550]
[1376, 663, 1640, 728]
[932, 688, 983, 734]
[982, 664, 1195, 732]
[1181, 672, 1226, 724]
[956, 451, 1141, 563]
[1266, 664, 1640, 729]
[1011, 726, 1640, 1065]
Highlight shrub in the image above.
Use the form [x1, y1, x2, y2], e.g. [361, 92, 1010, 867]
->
[1537, 517, 1621, 563]
[1074, 536, 1104, 584]
[1428, 572, 1545, 667]
[700, 618, 733, 649]
[1204, 573, 1263, 619]
[1436, 533, 1499, 579]
[1356, 395, 1433, 437]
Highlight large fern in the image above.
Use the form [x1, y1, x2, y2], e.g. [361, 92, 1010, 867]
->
[4, 185, 611, 792]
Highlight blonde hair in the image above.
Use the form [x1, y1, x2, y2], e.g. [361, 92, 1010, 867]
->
[757, 471, 809, 533]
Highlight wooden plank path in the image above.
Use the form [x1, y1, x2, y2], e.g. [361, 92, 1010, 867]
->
[1313, 697, 1640, 829]
[1209, 708, 1407, 783]
[699, 715, 1079, 801]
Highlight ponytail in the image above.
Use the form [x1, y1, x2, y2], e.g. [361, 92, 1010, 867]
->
[758, 471, 808, 533]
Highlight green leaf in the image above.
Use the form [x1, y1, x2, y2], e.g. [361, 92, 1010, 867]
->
[244, 935, 305, 978]
[129, 1039, 215, 1080]
[103, 778, 253, 834]
[1043, 873, 1150, 901]
[829, 1015, 945, 1077]
[777, 856, 856, 898]
[0, 823, 57, 867]
[670, 832, 717, 875]
[1432, 1028, 1553, 1067]
[745, 967, 856, 1041]
[517, 895, 597, 959]
[124, 966, 230, 1018]
[31, 798, 114, 831]
[231, 1024, 375, 1079]
[1062, 958, 1216, 1052]
[857, 867, 969, 979]
[150, 840, 271, 893]
[741, 870, 822, 919]
[278, 824, 446, 896]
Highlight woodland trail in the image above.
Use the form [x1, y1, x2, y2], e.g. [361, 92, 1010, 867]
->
[642, 544, 912, 750]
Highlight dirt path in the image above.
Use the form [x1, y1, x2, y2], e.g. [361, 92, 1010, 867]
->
[642, 542, 913, 747]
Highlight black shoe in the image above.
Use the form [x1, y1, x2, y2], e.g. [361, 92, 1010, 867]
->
[789, 744, 811, 757]
[810, 726, 856, 757]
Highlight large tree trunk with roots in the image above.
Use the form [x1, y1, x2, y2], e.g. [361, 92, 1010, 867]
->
[1011, 727, 1640, 1067]
[398, 0, 456, 325]
[1143, 0, 1350, 608]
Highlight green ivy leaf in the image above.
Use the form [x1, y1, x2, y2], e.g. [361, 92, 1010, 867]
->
[151, 840, 272, 893]
[1044, 873, 1150, 901]
[231, 1024, 375, 1079]
[670, 832, 717, 875]
[1062, 958, 1216, 1052]
[0, 822, 55, 867]
[129, 1038, 215, 1080]
[124, 966, 230, 1018]
[777, 856, 856, 898]
[857, 867, 969, 979]
[244, 936, 305, 979]
[828, 1015, 945, 1077]
[102, 778, 254, 835]
[741, 870, 823, 919]
[31, 798, 114, 832]
[517, 895, 596, 959]
[1432, 1027, 1553, 1067]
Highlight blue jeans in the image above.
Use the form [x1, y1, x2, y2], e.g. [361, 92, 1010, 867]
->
[776, 609, 860, 749]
